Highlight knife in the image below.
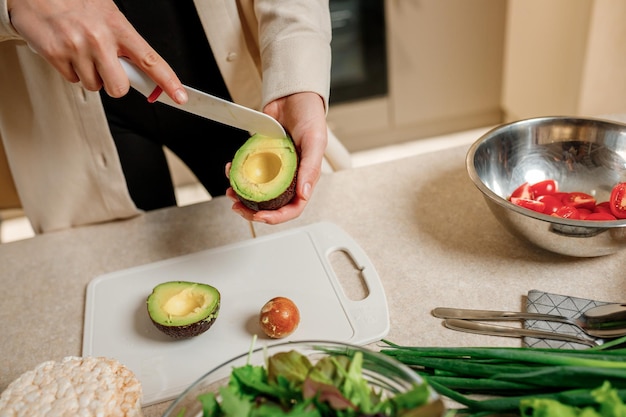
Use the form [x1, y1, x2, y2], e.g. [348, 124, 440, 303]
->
[432, 307, 574, 322]
[119, 58, 286, 138]
[443, 319, 599, 347]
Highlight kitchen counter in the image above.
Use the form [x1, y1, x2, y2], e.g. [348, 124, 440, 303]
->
[2, 143, 625, 416]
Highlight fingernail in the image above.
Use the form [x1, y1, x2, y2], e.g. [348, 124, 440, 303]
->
[255, 217, 268, 224]
[303, 182, 312, 200]
[174, 88, 188, 104]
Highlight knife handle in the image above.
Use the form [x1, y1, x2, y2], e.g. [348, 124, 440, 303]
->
[443, 319, 597, 347]
[119, 57, 158, 98]
[433, 307, 573, 324]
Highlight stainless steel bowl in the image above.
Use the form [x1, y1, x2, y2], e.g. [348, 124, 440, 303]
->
[466, 116, 626, 257]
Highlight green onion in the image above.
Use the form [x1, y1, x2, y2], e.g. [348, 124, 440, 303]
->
[424, 375, 536, 393]
[379, 336, 626, 415]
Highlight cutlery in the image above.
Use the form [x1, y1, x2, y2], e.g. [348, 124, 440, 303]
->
[443, 319, 600, 347]
[433, 303, 626, 338]
[118, 58, 286, 138]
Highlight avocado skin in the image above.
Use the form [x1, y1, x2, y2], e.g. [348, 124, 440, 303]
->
[237, 171, 297, 211]
[149, 301, 220, 339]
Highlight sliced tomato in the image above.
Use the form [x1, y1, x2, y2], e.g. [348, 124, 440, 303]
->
[585, 212, 617, 221]
[561, 192, 596, 211]
[509, 182, 533, 200]
[530, 179, 558, 196]
[508, 179, 626, 222]
[510, 197, 545, 213]
[577, 208, 592, 220]
[552, 205, 580, 219]
[535, 194, 562, 214]
[609, 182, 626, 219]
[594, 201, 612, 214]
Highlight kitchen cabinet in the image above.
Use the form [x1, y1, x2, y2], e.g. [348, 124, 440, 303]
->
[328, 0, 626, 153]
[327, 0, 506, 152]
[502, 0, 626, 122]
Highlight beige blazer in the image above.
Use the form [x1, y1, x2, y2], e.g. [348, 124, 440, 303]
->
[0, 0, 331, 233]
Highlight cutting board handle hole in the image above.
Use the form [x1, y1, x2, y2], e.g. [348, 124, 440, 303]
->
[329, 249, 369, 301]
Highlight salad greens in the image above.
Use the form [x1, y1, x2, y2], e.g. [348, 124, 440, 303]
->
[193, 348, 442, 417]
[519, 382, 626, 417]
[379, 337, 626, 417]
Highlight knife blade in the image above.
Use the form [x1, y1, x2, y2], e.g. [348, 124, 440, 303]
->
[433, 307, 573, 323]
[443, 319, 599, 347]
[119, 58, 286, 138]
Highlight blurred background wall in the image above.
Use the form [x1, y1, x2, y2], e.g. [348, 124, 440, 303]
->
[328, 0, 626, 151]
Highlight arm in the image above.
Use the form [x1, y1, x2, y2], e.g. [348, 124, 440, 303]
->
[227, 0, 332, 224]
[3, 0, 187, 103]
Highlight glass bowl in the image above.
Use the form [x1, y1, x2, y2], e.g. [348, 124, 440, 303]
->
[161, 340, 444, 417]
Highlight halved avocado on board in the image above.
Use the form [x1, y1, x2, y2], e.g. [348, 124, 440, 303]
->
[229, 134, 298, 211]
[146, 281, 220, 339]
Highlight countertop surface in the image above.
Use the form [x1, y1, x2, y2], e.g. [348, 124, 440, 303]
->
[2, 143, 625, 416]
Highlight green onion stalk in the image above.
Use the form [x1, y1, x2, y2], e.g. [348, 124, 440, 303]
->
[379, 335, 626, 416]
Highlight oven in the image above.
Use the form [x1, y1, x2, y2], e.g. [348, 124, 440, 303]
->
[329, 0, 387, 105]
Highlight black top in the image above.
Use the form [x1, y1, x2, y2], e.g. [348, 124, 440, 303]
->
[99, 0, 249, 209]
[113, 0, 230, 98]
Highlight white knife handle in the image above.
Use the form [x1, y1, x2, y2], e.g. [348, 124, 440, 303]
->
[118, 57, 158, 98]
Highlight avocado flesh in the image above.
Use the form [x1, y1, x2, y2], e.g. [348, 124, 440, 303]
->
[230, 134, 298, 211]
[146, 281, 220, 339]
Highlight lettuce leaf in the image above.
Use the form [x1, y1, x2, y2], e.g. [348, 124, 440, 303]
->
[520, 382, 626, 417]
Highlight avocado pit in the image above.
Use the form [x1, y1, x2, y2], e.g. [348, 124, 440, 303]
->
[243, 152, 282, 183]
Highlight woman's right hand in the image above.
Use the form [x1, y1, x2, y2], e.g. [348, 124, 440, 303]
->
[7, 0, 187, 104]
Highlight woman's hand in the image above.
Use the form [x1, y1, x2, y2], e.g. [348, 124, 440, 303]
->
[7, 0, 187, 103]
[226, 92, 328, 224]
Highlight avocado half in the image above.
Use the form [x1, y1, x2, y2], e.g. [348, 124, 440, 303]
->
[229, 134, 298, 211]
[146, 281, 220, 339]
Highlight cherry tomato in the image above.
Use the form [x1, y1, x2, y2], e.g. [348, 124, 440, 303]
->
[530, 179, 558, 196]
[561, 192, 596, 211]
[536, 194, 562, 214]
[508, 179, 626, 222]
[609, 182, 626, 219]
[577, 208, 592, 219]
[510, 182, 533, 200]
[552, 205, 580, 219]
[511, 197, 545, 213]
[594, 201, 611, 214]
[585, 212, 617, 221]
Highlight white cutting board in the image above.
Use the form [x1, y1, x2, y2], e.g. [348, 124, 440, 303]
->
[83, 222, 389, 406]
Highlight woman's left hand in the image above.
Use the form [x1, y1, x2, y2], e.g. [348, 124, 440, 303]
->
[226, 91, 328, 224]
